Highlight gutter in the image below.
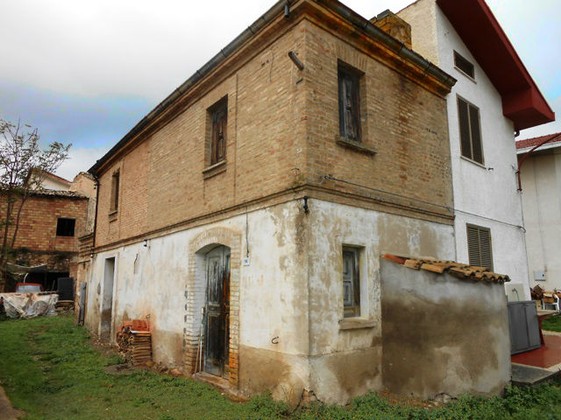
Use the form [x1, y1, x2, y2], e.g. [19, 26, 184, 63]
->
[516, 133, 561, 191]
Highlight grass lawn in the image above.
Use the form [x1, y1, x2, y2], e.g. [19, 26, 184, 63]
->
[542, 314, 561, 332]
[1, 314, 561, 419]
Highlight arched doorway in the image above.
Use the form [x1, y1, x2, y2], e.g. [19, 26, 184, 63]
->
[204, 245, 230, 377]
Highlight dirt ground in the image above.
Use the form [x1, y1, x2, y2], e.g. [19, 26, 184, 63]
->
[0, 386, 22, 419]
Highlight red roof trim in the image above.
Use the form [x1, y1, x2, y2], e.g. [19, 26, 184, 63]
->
[437, 0, 554, 131]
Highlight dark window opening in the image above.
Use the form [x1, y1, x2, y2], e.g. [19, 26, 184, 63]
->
[209, 97, 228, 166]
[110, 170, 120, 213]
[454, 51, 475, 79]
[56, 218, 75, 237]
[458, 97, 484, 164]
[338, 62, 362, 142]
[467, 224, 493, 271]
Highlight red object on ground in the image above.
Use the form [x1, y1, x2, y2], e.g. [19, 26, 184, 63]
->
[512, 334, 561, 368]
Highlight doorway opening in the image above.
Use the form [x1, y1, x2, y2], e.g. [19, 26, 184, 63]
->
[101, 257, 115, 341]
[204, 245, 231, 378]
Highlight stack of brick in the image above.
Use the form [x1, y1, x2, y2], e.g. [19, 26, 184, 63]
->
[116, 319, 152, 366]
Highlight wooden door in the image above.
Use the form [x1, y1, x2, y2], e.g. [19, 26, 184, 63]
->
[204, 246, 230, 376]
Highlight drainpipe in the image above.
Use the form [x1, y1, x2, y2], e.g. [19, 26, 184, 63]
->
[516, 133, 561, 191]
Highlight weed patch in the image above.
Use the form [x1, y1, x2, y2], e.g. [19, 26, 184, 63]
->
[1, 315, 561, 419]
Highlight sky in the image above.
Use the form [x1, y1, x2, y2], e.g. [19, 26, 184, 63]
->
[1, 0, 560, 181]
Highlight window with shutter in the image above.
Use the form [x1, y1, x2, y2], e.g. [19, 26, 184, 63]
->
[208, 97, 228, 166]
[466, 224, 493, 271]
[338, 63, 362, 142]
[342, 246, 361, 318]
[458, 97, 484, 164]
[110, 170, 120, 213]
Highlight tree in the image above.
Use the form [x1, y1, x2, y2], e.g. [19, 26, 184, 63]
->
[0, 118, 71, 291]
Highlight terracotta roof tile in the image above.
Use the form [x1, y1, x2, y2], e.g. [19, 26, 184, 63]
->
[383, 254, 510, 284]
[515, 132, 561, 151]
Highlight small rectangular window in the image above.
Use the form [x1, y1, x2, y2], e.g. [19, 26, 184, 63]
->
[343, 247, 361, 318]
[338, 62, 362, 142]
[454, 51, 475, 79]
[110, 170, 120, 213]
[56, 218, 76, 237]
[208, 97, 228, 166]
[458, 97, 484, 164]
[467, 224, 493, 271]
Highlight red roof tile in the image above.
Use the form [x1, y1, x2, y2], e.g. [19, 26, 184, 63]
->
[516, 132, 561, 151]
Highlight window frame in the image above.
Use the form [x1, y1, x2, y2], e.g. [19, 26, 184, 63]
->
[466, 224, 493, 271]
[208, 97, 228, 167]
[338, 62, 363, 143]
[454, 51, 475, 80]
[56, 218, 76, 237]
[457, 96, 484, 165]
[110, 170, 120, 214]
[342, 246, 361, 318]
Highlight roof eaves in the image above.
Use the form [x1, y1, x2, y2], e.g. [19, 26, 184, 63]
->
[436, 0, 554, 131]
[90, 0, 456, 176]
[89, 0, 289, 176]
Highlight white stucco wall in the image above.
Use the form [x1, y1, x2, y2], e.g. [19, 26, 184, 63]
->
[84, 197, 455, 403]
[305, 200, 455, 404]
[400, 0, 530, 297]
[85, 200, 311, 366]
[520, 150, 561, 290]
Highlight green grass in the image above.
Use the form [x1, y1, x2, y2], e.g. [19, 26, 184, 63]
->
[542, 314, 561, 332]
[2, 315, 561, 419]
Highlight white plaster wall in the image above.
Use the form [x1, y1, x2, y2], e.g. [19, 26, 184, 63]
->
[521, 152, 561, 290]
[401, 0, 530, 296]
[434, 10, 530, 295]
[306, 199, 455, 404]
[85, 200, 311, 367]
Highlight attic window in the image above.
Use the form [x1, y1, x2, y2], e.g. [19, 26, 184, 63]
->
[454, 51, 475, 79]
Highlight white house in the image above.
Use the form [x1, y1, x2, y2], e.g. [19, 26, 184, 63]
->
[398, 0, 554, 300]
[516, 133, 561, 291]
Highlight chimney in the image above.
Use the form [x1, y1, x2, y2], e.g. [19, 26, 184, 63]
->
[372, 10, 412, 49]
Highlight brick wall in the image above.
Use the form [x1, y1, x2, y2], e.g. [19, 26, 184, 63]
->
[304, 21, 453, 217]
[94, 5, 453, 249]
[0, 193, 88, 253]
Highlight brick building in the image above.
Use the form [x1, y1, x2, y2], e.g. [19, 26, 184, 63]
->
[0, 171, 94, 292]
[82, 0, 517, 405]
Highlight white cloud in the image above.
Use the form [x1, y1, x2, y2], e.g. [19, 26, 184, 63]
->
[55, 146, 110, 181]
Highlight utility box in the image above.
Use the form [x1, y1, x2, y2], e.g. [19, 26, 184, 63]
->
[508, 301, 541, 354]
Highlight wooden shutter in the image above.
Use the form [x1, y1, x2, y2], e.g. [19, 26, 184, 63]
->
[458, 97, 484, 164]
[467, 225, 493, 270]
[458, 98, 472, 159]
[469, 104, 483, 164]
[343, 247, 360, 318]
[338, 64, 362, 142]
[210, 99, 227, 165]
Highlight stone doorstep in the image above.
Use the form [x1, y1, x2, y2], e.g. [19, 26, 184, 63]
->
[192, 372, 247, 402]
[511, 363, 561, 386]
